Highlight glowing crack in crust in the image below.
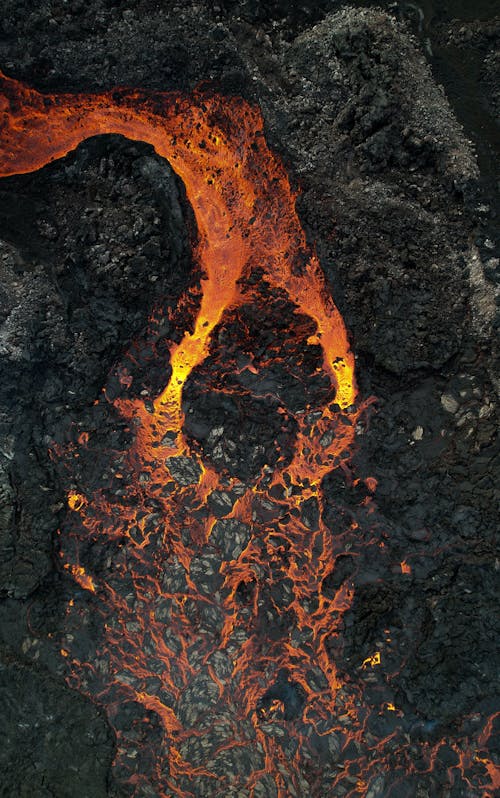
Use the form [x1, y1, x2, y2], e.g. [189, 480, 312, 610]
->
[1, 72, 498, 798]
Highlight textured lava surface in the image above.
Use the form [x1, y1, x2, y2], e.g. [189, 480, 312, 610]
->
[0, 3, 498, 798]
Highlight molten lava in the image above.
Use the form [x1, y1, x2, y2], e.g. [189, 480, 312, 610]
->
[1, 71, 498, 798]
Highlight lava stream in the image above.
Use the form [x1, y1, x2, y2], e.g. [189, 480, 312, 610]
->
[1, 71, 498, 798]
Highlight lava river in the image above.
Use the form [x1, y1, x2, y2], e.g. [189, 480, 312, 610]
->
[0, 71, 498, 798]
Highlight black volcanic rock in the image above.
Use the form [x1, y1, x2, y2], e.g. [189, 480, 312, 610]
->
[0, 661, 113, 798]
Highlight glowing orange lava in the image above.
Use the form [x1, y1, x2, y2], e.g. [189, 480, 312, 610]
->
[1, 70, 497, 798]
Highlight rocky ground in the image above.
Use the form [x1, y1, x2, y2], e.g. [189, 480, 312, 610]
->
[0, 2, 498, 797]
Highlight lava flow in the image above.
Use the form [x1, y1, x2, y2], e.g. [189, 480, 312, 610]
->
[1, 71, 498, 798]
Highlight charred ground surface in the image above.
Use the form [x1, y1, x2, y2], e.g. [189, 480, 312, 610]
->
[0, 2, 498, 797]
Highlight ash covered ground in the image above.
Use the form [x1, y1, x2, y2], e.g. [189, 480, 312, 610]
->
[0, 2, 498, 797]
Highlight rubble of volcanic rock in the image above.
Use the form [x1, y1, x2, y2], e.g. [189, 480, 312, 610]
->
[0, 2, 498, 798]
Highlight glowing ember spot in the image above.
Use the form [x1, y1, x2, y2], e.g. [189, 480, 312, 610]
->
[67, 492, 86, 512]
[362, 651, 381, 669]
[400, 559, 411, 575]
[365, 476, 377, 492]
[63, 563, 96, 593]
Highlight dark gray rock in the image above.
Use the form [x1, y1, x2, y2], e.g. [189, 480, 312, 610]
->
[0, 660, 112, 798]
[166, 455, 202, 486]
[210, 517, 252, 560]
